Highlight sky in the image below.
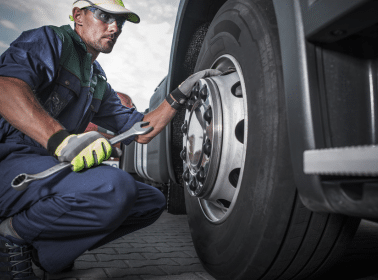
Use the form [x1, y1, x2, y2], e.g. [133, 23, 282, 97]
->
[0, 0, 181, 111]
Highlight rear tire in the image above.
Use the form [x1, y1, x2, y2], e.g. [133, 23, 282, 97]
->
[183, 0, 360, 279]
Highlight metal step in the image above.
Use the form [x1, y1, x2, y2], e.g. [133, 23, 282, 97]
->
[304, 145, 378, 176]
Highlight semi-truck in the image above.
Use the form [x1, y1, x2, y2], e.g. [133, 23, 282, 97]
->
[119, 1, 378, 279]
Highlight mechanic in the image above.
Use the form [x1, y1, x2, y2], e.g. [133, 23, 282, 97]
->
[0, 0, 221, 279]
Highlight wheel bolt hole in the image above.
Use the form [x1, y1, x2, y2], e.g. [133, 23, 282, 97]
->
[229, 168, 240, 188]
[231, 81, 242, 98]
[235, 120, 244, 144]
[217, 199, 231, 209]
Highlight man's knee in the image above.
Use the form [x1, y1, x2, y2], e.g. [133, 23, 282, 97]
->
[134, 182, 167, 216]
[78, 167, 138, 229]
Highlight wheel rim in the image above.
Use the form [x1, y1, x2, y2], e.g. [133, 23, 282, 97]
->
[181, 54, 248, 223]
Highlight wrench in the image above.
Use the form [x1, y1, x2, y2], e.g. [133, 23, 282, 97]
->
[11, 121, 153, 191]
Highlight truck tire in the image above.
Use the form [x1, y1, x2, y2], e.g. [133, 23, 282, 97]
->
[182, 0, 360, 279]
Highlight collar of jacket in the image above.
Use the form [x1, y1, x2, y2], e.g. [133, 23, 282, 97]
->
[61, 25, 107, 81]
[62, 25, 87, 51]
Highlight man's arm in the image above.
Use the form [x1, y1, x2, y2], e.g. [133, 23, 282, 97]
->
[135, 69, 222, 144]
[0, 77, 64, 148]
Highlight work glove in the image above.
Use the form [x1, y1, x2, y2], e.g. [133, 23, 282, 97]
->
[47, 130, 112, 172]
[165, 69, 222, 110]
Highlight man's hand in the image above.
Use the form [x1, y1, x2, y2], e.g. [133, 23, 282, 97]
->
[49, 131, 112, 172]
[166, 69, 222, 110]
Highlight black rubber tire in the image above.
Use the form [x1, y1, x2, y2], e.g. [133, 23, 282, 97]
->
[184, 0, 360, 279]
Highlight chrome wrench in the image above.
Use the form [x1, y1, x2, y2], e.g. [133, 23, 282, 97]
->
[11, 121, 153, 191]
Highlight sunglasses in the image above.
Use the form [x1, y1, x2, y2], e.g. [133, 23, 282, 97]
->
[86, 7, 127, 29]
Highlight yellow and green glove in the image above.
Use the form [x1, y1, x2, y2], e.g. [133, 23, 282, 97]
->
[47, 130, 112, 172]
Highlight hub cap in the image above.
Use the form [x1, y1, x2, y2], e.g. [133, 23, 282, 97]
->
[182, 55, 247, 223]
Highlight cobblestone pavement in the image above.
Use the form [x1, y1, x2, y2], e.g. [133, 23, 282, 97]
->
[34, 211, 215, 280]
[33, 213, 378, 280]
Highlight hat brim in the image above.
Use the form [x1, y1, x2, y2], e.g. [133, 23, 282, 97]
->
[73, 0, 140, 23]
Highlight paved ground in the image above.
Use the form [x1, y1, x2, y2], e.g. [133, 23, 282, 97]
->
[33, 212, 378, 280]
[33, 211, 215, 280]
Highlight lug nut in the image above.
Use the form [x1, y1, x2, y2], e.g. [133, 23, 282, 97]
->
[200, 84, 208, 101]
[180, 147, 187, 161]
[181, 121, 188, 134]
[186, 99, 194, 111]
[204, 107, 212, 123]
[196, 167, 206, 183]
[203, 139, 211, 157]
[182, 169, 190, 182]
[192, 83, 200, 99]
[189, 177, 197, 191]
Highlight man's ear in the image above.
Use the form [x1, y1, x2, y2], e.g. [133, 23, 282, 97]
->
[72, 7, 84, 26]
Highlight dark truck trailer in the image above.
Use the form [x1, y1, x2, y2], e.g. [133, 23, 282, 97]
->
[119, 0, 378, 279]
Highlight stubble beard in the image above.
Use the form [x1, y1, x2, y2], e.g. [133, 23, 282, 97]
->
[89, 38, 115, 54]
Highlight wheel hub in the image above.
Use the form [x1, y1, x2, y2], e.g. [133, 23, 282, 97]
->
[181, 78, 223, 198]
[180, 55, 248, 223]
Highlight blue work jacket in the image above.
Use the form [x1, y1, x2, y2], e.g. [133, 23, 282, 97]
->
[0, 25, 144, 150]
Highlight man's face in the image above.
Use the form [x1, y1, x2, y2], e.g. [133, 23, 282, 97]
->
[79, 8, 123, 54]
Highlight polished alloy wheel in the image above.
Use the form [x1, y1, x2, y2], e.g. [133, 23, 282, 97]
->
[181, 54, 247, 223]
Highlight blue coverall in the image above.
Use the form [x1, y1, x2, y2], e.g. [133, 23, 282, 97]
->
[0, 25, 166, 274]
